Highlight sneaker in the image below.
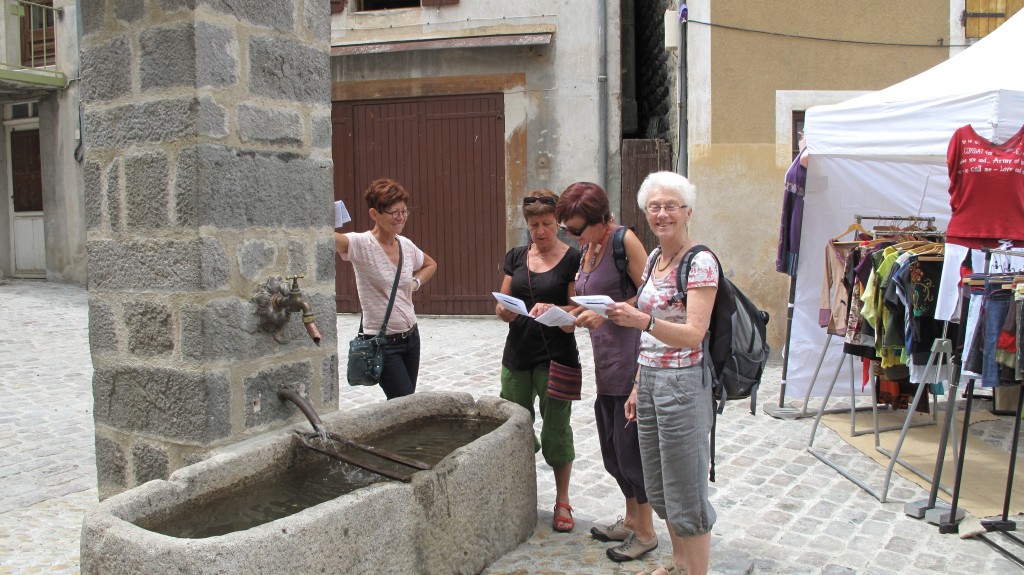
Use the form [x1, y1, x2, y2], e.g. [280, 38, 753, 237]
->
[606, 533, 659, 562]
[590, 517, 633, 542]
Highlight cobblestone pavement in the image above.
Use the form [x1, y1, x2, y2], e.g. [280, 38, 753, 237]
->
[1, 278, 1022, 574]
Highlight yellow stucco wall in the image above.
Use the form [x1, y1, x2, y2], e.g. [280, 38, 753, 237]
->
[686, 1, 953, 354]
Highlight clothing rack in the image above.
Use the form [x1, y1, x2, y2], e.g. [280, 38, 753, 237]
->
[937, 247, 1024, 569]
[793, 215, 941, 420]
[806, 223, 951, 501]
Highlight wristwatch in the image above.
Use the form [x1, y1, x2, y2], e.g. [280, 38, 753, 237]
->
[644, 314, 656, 333]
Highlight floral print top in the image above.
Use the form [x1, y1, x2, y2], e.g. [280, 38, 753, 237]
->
[636, 249, 719, 368]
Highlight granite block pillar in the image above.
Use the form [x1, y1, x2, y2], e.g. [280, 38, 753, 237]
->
[80, 0, 336, 498]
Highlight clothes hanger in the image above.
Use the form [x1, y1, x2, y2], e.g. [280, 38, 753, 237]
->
[830, 222, 869, 243]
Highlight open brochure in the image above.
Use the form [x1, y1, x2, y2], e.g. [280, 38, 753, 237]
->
[491, 292, 576, 327]
[570, 294, 616, 318]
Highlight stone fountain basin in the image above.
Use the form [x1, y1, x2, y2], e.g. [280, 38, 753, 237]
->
[80, 392, 537, 575]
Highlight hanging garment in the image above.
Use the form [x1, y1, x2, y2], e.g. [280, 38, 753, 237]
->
[946, 124, 1024, 248]
[776, 152, 807, 276]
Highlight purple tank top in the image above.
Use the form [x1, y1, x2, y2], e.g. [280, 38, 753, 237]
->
[575, 228, 642, 396]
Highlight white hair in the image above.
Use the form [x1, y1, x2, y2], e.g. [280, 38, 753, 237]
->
[636, 171, 696, 210]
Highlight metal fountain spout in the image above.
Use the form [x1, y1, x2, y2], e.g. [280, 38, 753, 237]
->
[253, 274, 322, 346]
[276, 275, 322, 346]
[277, 386, 328, 442]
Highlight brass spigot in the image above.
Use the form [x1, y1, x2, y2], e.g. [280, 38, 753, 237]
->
[263, 275, 322, 346]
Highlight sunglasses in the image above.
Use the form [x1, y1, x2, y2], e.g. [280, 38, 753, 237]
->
[558, 221, 589, 237]
[523, 196, 557, 207]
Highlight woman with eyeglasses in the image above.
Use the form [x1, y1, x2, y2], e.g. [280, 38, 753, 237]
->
[335, 178, 437, 400]
[554, 182, 658, 563]
[605, 172, 717, 575]
[495, 188, 582, 534]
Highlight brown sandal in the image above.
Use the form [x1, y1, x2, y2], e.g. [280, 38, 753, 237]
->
[552, 502, 574, 532]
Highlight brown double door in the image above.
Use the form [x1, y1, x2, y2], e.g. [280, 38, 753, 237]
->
[332, 94, 506, 314]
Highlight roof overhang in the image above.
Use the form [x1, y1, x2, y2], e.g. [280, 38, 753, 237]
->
[331, 23, 555, 56]
[0, 66, 68, 102]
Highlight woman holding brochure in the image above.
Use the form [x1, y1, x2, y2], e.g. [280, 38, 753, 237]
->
[606, 171, 717, 575]
[556, 182, 657, 563]
[495, 188, 582, 533]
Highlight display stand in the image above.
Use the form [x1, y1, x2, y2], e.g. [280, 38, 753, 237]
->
[807, 346, 944, 502]
[937, 248, 1024, 567]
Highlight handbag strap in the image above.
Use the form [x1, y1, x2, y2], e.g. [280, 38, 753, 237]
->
[360, 239, 404, 338]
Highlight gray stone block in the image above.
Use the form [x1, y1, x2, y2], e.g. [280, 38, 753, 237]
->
[304, 0, 331, 42]
[249, 36, 330, 104]
[238, 239, 278, 282]
[94, 435, 127, 494]
[237, 105, 302, 146]
[312, 111, 331, 149]
[80, 1, 107, 36]
[201, 0, 294, 31]
[125, 300, 174, 357]
[88, 297, 119, 354]
[315, 236, 336, 283]
[84, 160, 103, 230]
[88, 239, 205, 290]
[173, 147, 198, 227]
[197, 96, 228, 138]
[125, 151, 170, 229]
[199, 237, 230, 289]
[161, 0, 198, 12]
[244, 362, 314, 429]
[80, 36, 132, 103]
[287, 241, 307, 276]
[140, 24, 197, 91]
[85, 97, 199, 150]
[308, 291, 337, 344]
[321, 353, 338, 407]
[180, 144, 332, 228]
[104, 159, 123, 232]
[180, 297, 278, 362]
[92, 365, 231, 442]
[132, 442, 170, 484]
[195, 21, 238, 88]
[114, 0, 145, 22]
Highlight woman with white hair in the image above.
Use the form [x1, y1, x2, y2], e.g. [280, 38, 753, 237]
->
[605, 171, 717, 575]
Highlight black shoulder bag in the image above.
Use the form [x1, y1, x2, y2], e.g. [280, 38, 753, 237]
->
[347, 245, 403, 386]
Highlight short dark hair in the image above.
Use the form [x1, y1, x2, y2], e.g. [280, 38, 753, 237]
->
[364, 178, 410, 212]
[556, 182, 611, 226]
[522, 189, 559, 220]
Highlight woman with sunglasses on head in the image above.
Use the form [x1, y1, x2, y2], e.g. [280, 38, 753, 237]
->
[335, 178, 437, 400]
[495, 189, 582, 534]
[555, 182, 657, 563]
[604, 172, 717, 575]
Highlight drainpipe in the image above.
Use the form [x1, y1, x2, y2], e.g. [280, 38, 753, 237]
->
[676, 3, 688, 176]
[598, 0, 608, 190]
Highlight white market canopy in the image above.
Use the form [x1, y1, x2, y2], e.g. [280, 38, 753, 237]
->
[785, 12, 1024, 400]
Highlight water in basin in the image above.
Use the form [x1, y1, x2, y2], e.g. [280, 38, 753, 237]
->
[142, 416, 501, 538]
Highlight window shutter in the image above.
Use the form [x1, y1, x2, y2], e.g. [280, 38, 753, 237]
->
[422, 0, 459, 6]
[964, 0, 1006, 38]
[331, 0, 345, 14]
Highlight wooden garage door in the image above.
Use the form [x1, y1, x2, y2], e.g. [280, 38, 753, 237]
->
[332, 94, 505, 314]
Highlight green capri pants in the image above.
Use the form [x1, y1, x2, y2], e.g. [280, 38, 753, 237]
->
[500, 365, 575, 468]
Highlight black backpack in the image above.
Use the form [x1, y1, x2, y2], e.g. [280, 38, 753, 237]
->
[643, 244, 770, 481]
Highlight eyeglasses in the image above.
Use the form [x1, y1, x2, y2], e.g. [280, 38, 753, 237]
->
[523, 196, 557, 207]
[645, 203, 686, 215]
[558, 221, 589, 237]
[381, 208, 411, 219]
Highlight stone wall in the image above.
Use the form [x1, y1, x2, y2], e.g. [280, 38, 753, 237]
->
[80, 0, 336, 499]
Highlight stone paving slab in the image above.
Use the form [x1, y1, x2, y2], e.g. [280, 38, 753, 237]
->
[1, 279, 1023, 574]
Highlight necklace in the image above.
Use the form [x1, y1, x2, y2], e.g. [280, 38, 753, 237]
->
[656, 244, 688, 273]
